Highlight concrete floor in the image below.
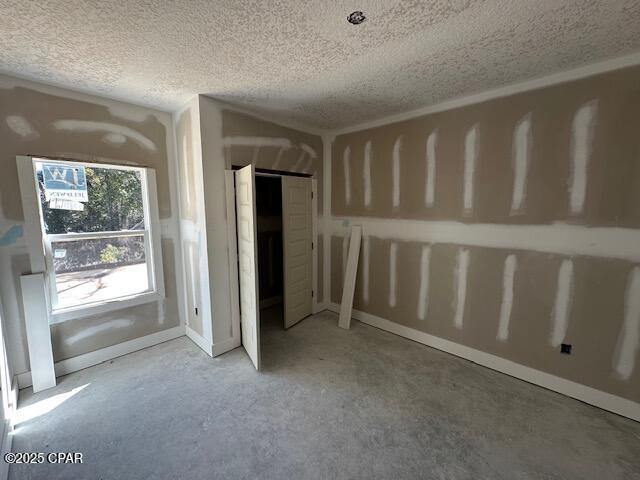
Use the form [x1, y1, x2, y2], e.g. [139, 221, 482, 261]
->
[9, 307, 640, 479]
[56, 262, 148, 308]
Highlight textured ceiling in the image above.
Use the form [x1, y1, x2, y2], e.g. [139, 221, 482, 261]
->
[1, 1, 640, 129]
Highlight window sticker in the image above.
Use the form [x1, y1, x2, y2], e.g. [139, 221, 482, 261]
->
[48, 198, 85, 211]
[42, 164, 88, 203]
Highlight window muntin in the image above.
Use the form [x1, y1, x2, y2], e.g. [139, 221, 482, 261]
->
[32, 159, 160, 316]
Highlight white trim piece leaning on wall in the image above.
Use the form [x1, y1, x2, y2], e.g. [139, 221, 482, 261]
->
[326, 303, 640, 422]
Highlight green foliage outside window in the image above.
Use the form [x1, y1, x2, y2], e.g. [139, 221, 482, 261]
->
[99, 244, 127, 264]
[38, 166, 144, 234]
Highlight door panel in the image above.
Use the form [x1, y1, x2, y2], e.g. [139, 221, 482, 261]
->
[282, 176, 312, 328]
[235, 165, 261, 370]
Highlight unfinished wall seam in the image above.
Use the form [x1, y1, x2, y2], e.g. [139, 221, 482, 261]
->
[363, 140, 372, 208]
[510, 114, 531, 214]
[453, 248, 470, 329]
[330, 217, 640, 262]
[417, 244, 431, 321]
[392, 136, 402, 210]
[497, 254, 517, 341]
[463, 124, 478, 214]
[52, 120, 157, 151]
[425, 130, 437, 208]
[614, 266, 640, 380]
[389, 242, 398, 308]
[550, 259, 574, 347]
[343, 145, 351, 206]
[569, 101, 597, 215]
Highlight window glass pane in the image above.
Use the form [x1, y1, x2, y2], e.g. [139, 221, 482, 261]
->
[52, 235, 149, 309]
[35, 162, 144, 234]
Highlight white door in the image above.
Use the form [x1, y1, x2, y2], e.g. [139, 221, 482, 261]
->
[235, 165, 261, 370]
[282, 176, 313, 328]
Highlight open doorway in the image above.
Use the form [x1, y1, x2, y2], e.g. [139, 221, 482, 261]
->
[230, 165, 315, 371]
[255, 175, 284, 334]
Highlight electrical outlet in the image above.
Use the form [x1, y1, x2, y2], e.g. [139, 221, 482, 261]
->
[561, 343, 572, 355]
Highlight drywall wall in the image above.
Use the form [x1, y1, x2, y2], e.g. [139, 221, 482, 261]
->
[221, 109, 324, 303]
[174, 98, 212, 343]
[198, 97, 237, 353]
[329, 65, 640, 404]
[175, 98, 322, 355]
[0, 74, 183, 373]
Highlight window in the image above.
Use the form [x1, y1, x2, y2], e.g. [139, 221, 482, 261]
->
[19, 157, 164, 322]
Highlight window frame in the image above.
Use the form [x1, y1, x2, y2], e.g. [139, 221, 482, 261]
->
[17, 156, 165, 323]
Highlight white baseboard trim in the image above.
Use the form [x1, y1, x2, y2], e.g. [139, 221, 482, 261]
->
[312, 301, 324, 314]
[17, 325, 186, 389]
[259, 296, 282, 309]
[212, 335, 241, 357]
[327, 302, 640, 422]
[185, 325, 213, 357]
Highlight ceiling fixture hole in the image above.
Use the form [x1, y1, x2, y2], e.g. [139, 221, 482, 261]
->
[347, 11, 366, 25]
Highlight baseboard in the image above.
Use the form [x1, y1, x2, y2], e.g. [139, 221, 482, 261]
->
[17, 325, 186, 389]
[313, 300, 327, 314]
[212, 335, 241, 357]
[259, 296, 282, 309]
[327, 303, 640, 422]
[185, 325, 213, 357]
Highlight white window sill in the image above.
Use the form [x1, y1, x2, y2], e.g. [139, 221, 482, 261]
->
[50, 291, 163, 324]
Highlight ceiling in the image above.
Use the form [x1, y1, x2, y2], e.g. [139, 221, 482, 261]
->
[1, 1, 640, 130]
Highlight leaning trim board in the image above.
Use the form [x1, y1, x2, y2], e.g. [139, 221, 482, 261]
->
[338, 226, 362, 329]
[20, 274, 56, 393]
[327, 303, 640, 422]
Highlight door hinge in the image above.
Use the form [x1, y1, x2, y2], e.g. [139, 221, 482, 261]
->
[311, 242, 314, 250]
[311, 290, 314, 298]
[311, 191, 314, 199]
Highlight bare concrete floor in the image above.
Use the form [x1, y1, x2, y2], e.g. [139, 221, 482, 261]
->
[9, 308, 640, 479]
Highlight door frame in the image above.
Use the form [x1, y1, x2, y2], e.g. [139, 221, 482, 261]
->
[225, 168, 319, 339]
